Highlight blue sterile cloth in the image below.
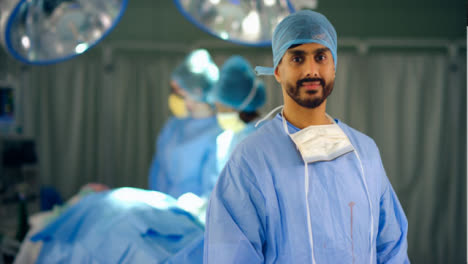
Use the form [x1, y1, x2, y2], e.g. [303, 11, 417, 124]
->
[31, 188, 205, 264]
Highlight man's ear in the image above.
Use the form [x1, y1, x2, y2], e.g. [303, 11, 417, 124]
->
[274, 66, 281, 83]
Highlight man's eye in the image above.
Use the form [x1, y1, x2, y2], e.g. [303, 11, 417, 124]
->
[292, 56, 303, 63]
[316, 54, 326, 62]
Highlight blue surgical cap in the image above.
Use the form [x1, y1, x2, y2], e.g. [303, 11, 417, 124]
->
[212, 56, 266, 112]
[255, 10, 337, 76]
[171, 49, 219, 103]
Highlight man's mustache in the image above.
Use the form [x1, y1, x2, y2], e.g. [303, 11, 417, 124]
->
[296, 77, 325, 88]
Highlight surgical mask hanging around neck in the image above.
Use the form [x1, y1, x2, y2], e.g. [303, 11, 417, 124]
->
[289, 124, 355, 163]
[168, 94, 189, 118]
[281, 110, 354, 163]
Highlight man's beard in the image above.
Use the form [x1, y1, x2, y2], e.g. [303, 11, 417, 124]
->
[285, 77, 334, 109]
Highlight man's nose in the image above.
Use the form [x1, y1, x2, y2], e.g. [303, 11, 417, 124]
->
[304, 60, 319, 78]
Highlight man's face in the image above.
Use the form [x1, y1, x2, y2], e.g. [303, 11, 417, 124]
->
[274, 43, 336, 109]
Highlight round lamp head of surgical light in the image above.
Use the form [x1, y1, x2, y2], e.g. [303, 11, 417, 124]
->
[0, 0, 128, 65]
[173, 0, 296, 46]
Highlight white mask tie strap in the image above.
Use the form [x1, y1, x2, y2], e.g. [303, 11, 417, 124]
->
[255, 105, 284, 127]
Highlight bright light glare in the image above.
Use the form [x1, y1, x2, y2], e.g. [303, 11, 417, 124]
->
[75, 43, 88, 54]
[220, 32, 229, 40]
[209, 0, 221, 4]
[177, 192, 205, 213]
[231, 21, 240, 30]
[242, 11, 260, 38]
[21, 36, 31, 49]
[207, 64, 219, 80]
[56, 43, 64, 54]
[92, 29, 102, 39]
[189, 49, 210, 74]
[110, 188, 172, 209]
[264, 0, 276, 6]
[215, 15, 224, 24]
[216, 130, 234, 163]
[99, 13, 112, 28]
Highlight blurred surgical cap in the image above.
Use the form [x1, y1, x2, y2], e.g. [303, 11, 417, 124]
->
[212, 56, 266, 112]
[171, 49, 219, 103]
[255, 10, 337, 76]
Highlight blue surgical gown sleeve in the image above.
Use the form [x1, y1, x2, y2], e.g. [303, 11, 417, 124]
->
[148, 119, 176, 191]
[148, 152, 161, 191]
[204, 159, 266, 264]
[200, 139, 220, 199]
[376, 175, 410, 264]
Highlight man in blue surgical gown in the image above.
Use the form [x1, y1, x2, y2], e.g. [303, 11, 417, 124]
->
[148, 49, 222, 199]
[204, 10, 409, 263]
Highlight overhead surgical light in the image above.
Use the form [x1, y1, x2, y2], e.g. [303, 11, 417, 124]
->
[0, 0, 128, 65]
[288, 0, 318, 10]
[173, 0, 296, 46]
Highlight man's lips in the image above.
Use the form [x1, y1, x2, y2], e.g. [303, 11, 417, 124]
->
[301, 81, 322, 91]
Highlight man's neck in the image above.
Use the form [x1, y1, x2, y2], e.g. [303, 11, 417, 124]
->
[282, 92, 331, 129]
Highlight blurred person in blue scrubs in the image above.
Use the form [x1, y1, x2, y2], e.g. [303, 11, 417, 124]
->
[211, 55, 266, 174]
[148, 49, 222, 199]
[204, 10, 409, 264]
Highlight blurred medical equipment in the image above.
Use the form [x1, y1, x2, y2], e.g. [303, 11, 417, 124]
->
[0, 137, 38, 202]
[0, 136, 39, 262]
[173, 0, 295, 46]
[0, 81, 15, 135]
[0, 0, 128, 65]
[0, 235, 20, 264]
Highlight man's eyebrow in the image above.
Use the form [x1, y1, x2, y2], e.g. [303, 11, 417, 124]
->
[315, 47, 330, 54]
[286, 49, 306, 56]
[286, 47, 330, 56]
